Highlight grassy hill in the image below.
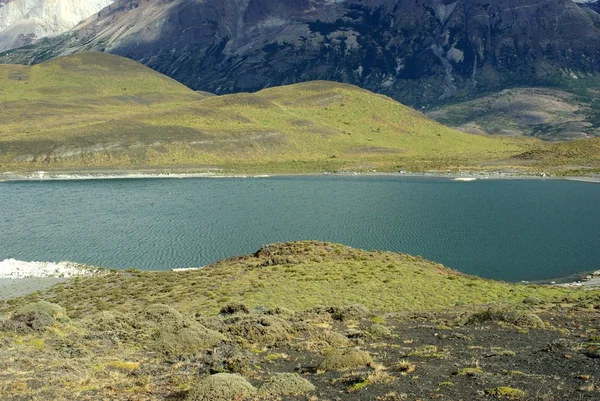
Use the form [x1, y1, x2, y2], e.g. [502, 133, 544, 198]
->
[0, 52, 543, 173]
[1, 241, 599, 400]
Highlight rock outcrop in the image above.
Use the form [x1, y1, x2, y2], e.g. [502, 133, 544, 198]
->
[0, 0, 113, 52]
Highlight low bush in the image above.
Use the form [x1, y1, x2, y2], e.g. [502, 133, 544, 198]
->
[185, 373, 256, 401]
[258, 373, 315, 396]
[2, 311, 54, 334]
[368, 324, 391, 337]
[317, 348, 373, 372]
[16, 301, 68, 322]
[225, 316, 293, 346]
[327, 304, 371, 321]
[467, 306, 545, 328]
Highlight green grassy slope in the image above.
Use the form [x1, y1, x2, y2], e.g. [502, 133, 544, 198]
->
[0, 52, 541, 173]
[6, 241, 589, 318]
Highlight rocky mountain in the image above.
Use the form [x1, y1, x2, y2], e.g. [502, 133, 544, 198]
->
[575, 0, 600, 13]
[3, 0, 600, 109]
[0, 0, 113, 52]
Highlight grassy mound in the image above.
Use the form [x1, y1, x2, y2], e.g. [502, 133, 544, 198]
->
[368, 324, 392, 337]
[317, 348, 374, 372]
[2, 310, 54, 334]
[134, 304, 186, 329]
[468, 306, 545, 329]
[2, 301, 69, 334]
[135, 304, 224, 355]
[16, 301, 68, 322]
[258, 373, 315, 396]
[185, 373, 256, 401]
[152, 324, 224, 356]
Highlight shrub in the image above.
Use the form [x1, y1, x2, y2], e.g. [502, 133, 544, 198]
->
[16, 301, 68, 322]
[327, 304, 371, 321]
[467, 306, 545, 328]
[152, 324, 224, 356]
[134, 304, 185, 329]
[258, 373, 315, 396]
[86, 311, 136, 341]
[318, 348, 373, 372]
[368, 324, 391, 337]
[522, 296, 543, 305]
[220, 303, 250, 315]
[225, 316, 293, 346]
[316, 330, 352, 347]
[2, 311, 54, 334]
[185, 373, 256, 401]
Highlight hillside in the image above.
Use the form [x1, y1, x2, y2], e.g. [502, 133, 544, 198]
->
[0, 52, 543, 173]
[1, 241, 600, 400]
[427, 87, 600, 141]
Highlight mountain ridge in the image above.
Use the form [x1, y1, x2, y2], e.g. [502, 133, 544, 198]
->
[3, 0, 600, 109]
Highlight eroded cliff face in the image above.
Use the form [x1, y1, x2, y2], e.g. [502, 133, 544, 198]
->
[0, 0, 113, 52]
[2, 0, 600, 106]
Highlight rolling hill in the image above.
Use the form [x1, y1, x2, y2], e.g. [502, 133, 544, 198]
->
[1, 52, 545, 173]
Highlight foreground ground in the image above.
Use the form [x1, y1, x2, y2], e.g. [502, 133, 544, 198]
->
[1, 242, 599, 400]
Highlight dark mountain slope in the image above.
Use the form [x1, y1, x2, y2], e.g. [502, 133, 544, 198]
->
[3, 0, 600, 107]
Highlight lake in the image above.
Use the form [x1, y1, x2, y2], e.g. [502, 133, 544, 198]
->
[0, 175, 598, 282]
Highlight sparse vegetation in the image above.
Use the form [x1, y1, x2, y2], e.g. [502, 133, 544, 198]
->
[0, 241, 599, 400]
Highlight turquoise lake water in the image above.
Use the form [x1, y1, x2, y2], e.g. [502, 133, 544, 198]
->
[0, 176, 598, 282]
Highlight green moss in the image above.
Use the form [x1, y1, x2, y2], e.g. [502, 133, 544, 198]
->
[258, 373, 315, 396]
[487, 386, 526, 399]
[456, 367, 483, 376]
[185, 373, 256, 401]
[348, 379, 370, 392]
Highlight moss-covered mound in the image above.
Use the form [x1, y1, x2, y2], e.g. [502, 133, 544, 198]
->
[318, 348, 374, 372]
[185, 373, 256, 401]
[258, 373, 315, 396]
[468, 306, 545, 328]
[15, 301, 68, 322]
[225, 315, 293, 346]
[152, 323, 224, 356]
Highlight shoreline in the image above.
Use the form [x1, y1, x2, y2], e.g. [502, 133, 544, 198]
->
[1, 168, 599, 183]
